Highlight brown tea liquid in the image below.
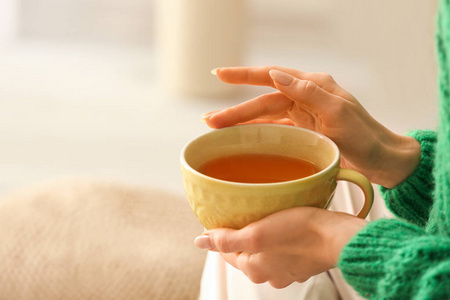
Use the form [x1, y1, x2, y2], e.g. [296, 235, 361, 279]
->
[197, 153, 319, 183]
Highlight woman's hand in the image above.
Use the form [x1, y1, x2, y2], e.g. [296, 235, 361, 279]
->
[202, 66, 421, 188]
[194, 207, 367, 288]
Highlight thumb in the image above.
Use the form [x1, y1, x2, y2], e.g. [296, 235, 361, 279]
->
[194, 228, 248, 253]
[269, 69, 336, 111]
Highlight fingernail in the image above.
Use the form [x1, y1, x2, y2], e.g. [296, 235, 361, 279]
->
[201, 111, 215, 118]
[194, 235, 212, 250]
[269, 70, 293, 86]
[201, 112, 216, 123]
[211, 68, 219, 76]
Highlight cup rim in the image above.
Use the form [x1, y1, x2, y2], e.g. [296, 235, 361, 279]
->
[180, 124, 340, 186]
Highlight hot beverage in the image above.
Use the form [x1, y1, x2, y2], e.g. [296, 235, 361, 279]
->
[181, 124, 374, 229]
[197, 153, 319, 183]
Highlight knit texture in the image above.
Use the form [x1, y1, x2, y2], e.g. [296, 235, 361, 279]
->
[0, 180, 206, 300]
[338, 1, 450, 299]
[379, 130, 437, 228]
[429, 0, 450, 237]
[339, 219, 450, 300]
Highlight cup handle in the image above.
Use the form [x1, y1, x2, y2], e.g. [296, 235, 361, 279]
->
[336, 168, 374, 219]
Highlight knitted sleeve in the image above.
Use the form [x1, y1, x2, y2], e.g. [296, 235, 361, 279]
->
[379, 130, 437, 227]
[338, 130, 450, 299]
[338, 219, 450, 300]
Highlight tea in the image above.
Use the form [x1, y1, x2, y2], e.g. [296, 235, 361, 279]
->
[197, 153, 319, 183]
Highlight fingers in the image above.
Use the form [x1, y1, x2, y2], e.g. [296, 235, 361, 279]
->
[220, 252, 272, 285]
[215, 66, 353, 99]
[204, 67, 356, 129]
[194, 221, 273, 254]
[220, 252, 275, 285]
[221, 252, 306, 288]
[269, 70, 346, 112]
[215, 66, 303, 88]
[195, 228, 251, 253]
[194, 208, 294, 253]
[204, 70, 349, 129]
[194, 207, 325, 254]
[204, 92, 292, 129]
[237, 118, 295, 126]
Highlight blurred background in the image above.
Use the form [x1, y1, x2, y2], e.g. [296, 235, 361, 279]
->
[0, 0, 438, 196]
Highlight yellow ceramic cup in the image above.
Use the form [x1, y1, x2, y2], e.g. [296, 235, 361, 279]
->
[181, 124, 373, 230]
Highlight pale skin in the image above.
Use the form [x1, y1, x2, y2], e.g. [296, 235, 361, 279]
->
[194, 66, 422, 288]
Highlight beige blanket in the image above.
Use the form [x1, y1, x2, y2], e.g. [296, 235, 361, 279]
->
[0, 180, 206, 300]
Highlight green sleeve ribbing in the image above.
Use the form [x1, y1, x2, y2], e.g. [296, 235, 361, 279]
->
[338, 218, 450, 300]
[379, 130, 437, 227]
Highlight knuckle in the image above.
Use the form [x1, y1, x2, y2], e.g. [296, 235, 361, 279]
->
[258, 93, 275, 103]
[247, 235, 262, 253]
[246, 270, 267, 284]
[269, 280, 291, 289]
[245, 227, 264, 252]
[212, 233, 231, 252]
[240, 256, 267, 284]
[302, 80, 319, 96]
[224, 105, 238, 115]
[296, 277, 309, 283]
[332, 99, 351, 115]
[223, 106, 243, 122]
[256, 94, 275, 115]
[317, 72, 335, 83]
[268, 65, 281, 71]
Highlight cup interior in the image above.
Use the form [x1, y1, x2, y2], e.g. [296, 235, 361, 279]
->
[183, 124, 338, 180]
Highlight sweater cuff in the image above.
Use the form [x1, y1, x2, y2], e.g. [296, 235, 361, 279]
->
[338, 218, 426, 299]
[379, 130, 436, 226]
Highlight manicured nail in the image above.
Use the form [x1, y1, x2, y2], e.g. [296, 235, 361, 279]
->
[269, 70, 294, 86]
[211, 68, 219, 76]
[200, 116, 212, 124]
[201, 111, 216, 123]
[201, 111, 215, 118]
[194, 235, 212, 249]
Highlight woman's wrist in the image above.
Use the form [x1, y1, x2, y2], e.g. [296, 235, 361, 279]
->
[372, 132, 421, 189]
[312, 211, 368, 267]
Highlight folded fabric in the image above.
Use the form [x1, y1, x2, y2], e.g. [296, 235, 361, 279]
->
[0, 179, 206, 300]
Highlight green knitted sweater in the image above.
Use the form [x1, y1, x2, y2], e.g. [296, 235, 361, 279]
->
[338, 1, 450, 299]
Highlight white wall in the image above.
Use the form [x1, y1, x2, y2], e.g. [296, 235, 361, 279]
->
[10, 0, 440, 131]
[0, 0, 440, 194]
[246, 0, 438, 133]
[18, 0, 156, 44]
[11, 0, 440, 132]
